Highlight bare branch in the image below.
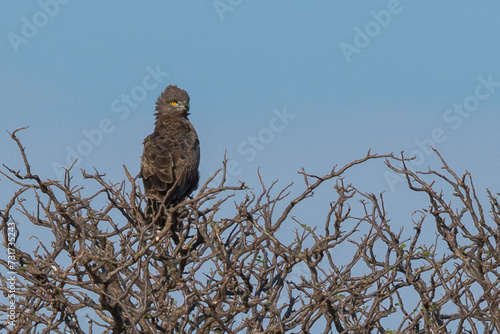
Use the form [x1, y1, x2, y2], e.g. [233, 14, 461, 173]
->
[0, 130, 498, 333]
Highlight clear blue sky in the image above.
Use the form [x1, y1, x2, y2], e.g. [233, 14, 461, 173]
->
[2, 1, 500, 189]
[1, 1, 500, 330]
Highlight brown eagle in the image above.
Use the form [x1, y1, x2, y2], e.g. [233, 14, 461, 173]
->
[140, 85, 200, 219]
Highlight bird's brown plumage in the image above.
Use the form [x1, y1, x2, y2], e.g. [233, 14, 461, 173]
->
[140, 85, 200, 208]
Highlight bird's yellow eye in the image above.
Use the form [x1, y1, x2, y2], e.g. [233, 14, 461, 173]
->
[170, 101, 177, 106]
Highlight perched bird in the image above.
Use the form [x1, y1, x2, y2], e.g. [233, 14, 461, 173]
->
[140, 85, 200, 221]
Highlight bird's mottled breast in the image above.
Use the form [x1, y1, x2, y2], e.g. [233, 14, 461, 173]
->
[158, 116, 197, 136]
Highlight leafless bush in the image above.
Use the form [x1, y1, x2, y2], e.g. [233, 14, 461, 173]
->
[0, 128, 499, 333]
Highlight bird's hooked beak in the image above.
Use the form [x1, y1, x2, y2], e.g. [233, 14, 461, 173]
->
[177, 102, 190, 115]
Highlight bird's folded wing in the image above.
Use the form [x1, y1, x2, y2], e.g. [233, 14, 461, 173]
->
[141, 135, 175, 192]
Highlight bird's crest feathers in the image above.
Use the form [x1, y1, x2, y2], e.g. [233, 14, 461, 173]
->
[155, 85, 190, 113]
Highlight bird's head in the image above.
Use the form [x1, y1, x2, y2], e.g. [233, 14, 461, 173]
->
[155, 85, 190, 116]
